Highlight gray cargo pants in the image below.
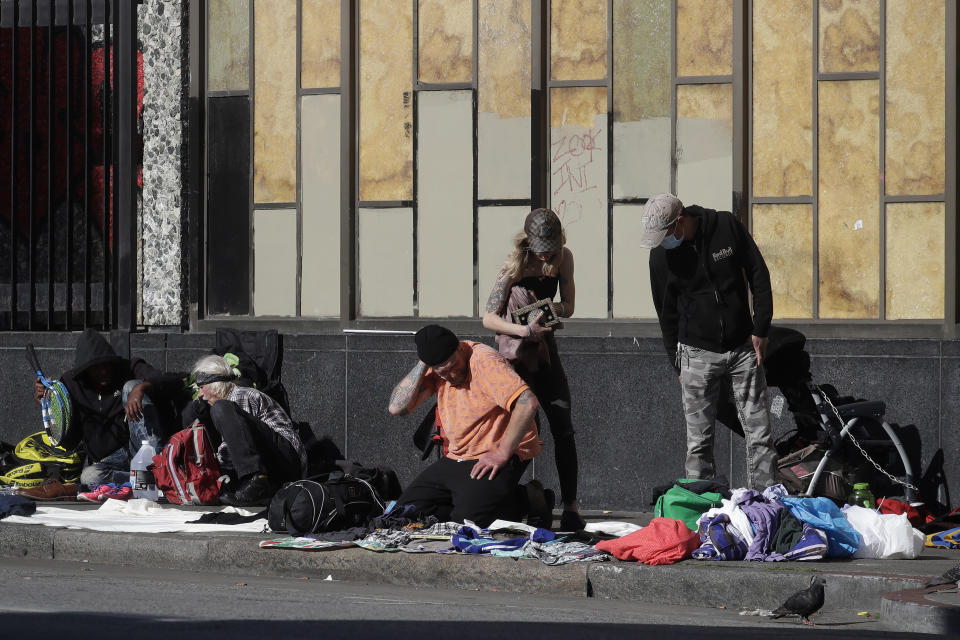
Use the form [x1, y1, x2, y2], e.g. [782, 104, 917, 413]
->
[677, 341, 777, 489]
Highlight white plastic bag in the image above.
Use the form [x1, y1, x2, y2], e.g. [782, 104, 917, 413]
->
[844, 505, 924, 559]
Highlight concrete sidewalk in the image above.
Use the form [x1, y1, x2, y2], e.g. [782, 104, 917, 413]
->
[0, 506, 957, 635]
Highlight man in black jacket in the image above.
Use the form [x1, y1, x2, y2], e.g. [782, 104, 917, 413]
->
[34, 329, 184, 488]
[641, 194, 777, 490]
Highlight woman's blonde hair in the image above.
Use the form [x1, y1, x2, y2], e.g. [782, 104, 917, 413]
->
[191, 354, 237, 400]
[502, 228, 566, 280]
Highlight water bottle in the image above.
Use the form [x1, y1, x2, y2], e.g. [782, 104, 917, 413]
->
[848, 482, 876, 509]
[130, 440, 159, 501]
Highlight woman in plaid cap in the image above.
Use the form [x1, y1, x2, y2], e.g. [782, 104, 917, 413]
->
[481, 208, 585, 531]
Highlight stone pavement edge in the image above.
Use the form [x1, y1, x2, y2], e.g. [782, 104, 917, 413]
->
[0, 506, 957, 635]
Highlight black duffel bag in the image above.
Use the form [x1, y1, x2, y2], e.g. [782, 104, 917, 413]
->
[268, 462, 402, 536]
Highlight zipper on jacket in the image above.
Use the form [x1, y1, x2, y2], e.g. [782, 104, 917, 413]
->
[698, 237, 726, 347]
[716, 290, 725, 345]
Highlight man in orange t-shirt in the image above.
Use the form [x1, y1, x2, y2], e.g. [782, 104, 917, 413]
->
[388, 325, 550, 527]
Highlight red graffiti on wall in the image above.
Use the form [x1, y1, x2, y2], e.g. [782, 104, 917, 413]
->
[551, 128, 602, 197]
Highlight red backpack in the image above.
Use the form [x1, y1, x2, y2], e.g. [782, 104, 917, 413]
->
[150, 421, 222, 505]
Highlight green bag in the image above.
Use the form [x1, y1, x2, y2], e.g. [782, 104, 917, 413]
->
[653, 479, 724, 531]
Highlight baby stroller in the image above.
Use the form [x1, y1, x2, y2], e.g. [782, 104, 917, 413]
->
[716, 326, 917, 503]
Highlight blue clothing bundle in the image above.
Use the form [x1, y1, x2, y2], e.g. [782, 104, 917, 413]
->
[452, 525, 555, 554]
[692, 513, 748, 561]
[780, 496, 861, 557]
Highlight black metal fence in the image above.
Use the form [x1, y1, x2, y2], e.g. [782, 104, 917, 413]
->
[0, 0, 139, 331]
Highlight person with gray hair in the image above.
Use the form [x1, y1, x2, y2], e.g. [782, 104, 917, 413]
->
[186, 354, 306, 506]
[640, 193, 777, 490]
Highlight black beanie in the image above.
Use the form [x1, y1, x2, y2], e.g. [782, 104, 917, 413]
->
[415, 325, 459, 366]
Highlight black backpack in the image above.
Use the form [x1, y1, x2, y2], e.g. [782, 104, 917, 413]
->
[213, 328, 291, 416]
[268, 462, 402, 536]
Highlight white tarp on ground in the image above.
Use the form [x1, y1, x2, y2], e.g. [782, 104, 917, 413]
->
[1, 498, 267, 533]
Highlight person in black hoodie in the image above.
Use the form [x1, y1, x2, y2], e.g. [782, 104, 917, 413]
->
[33, 329, 184, 488]
[640, 193, 777, 490]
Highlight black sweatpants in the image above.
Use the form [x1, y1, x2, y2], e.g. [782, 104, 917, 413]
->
[396, 455, 529, 527]
[208, 399, 300, 482]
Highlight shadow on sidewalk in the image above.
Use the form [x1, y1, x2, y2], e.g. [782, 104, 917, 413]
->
[3, 612, 930, 640]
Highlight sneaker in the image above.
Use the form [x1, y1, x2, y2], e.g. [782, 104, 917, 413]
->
[559, 509, 587, 532]
[219, 474, 275, 507]
[77, 483, 117, 502]
[104, 483, 133, 501]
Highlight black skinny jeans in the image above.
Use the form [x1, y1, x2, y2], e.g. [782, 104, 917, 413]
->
[513, 337, 578, 506]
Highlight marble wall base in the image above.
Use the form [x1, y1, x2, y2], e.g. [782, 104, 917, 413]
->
[0, 332, 953, 512]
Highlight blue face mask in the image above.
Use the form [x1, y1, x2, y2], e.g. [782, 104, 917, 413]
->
[660, 225, 683, 250]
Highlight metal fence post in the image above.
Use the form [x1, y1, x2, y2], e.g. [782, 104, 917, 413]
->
[114, 0, 137, 331]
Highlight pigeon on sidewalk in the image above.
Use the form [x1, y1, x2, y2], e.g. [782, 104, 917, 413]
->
[769, 575, 826, 625]
[924, 561, 960, 589]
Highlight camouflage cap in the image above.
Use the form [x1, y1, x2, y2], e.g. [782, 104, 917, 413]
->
[639, 194, 683, 248]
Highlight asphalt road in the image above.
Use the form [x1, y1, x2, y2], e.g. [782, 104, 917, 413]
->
[0, 558, 936, 639]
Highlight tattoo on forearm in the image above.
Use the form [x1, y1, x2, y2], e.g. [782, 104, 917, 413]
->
[515, 389, 534, 406]
[389, 362, 426, 414]
[485, 273, 510, 314]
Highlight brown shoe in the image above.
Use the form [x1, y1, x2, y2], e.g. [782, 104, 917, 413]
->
[15, 478, 79, 501]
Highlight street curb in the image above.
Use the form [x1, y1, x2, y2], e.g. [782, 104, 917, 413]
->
[880, 587, 960, 635]
[0, 524, 590, 597]
[2, 519, 952, 632]
[587, 562, 925, 612]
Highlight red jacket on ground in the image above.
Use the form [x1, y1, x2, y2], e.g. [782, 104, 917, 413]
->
[596, 517, 700, 565]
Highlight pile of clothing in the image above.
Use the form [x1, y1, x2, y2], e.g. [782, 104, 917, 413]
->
[685, 485, 926, 563]
[260, 483, 939, 567]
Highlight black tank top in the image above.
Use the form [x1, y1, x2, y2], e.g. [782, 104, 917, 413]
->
[516, 275, 559, 300]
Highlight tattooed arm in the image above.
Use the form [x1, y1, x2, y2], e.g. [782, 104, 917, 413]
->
[481, 268, 552, 339]
[470, 389, 539, 480]
[388, 361, 435, 416]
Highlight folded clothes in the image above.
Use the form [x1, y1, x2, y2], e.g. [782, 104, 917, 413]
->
[516, 540, 611, 565]
[784, 524, 828, 561]
[355, 529, 413, 551]
[692, 513, 747, 561]
[410, 521, 462, 538]
[452, 524, 554, 554]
